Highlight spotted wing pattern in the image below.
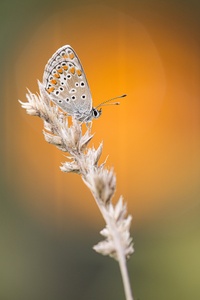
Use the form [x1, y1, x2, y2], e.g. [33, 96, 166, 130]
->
[43, 45, 93, 120]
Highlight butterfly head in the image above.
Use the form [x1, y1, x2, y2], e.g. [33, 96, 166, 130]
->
[92, 107, 102, 119]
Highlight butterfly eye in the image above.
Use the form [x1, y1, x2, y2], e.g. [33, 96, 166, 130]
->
[68, 63, 73, 67]
[66, 98, 70, 102]
[58, 99, 63, 103]
[67, 74, 71, 79]
[75, 82, 79, 87]
[52, 69, 57, 75]
[80, 81, 85, 87]
[70, 88, 76, 93]
[55, 91, 59, 95]
[92, 108, 101, 118]
[59, 87, 64, 91]
[63, 77, 67, 80]
[60, 51, 66, 56]
[49, 75, 53, 80]
[71, 95, 76, 100]
[61, 62, 67, 66]
[56, 65, 61, 70]
[81, 94, 86, 99]
[61, 82, 64, 85]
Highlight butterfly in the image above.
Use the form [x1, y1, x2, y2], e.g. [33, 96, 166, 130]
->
[43, 45, 126, 122]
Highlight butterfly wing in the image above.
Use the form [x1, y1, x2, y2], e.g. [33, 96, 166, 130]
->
[43, 45, 92, 118]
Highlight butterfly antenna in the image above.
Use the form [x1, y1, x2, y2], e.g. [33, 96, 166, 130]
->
[95, 94, 127, 109]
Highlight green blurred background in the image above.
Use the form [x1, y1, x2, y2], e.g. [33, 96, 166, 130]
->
[1, 0, 200, 299]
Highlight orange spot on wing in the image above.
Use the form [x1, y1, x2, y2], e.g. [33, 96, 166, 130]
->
[47, 87, 55, 93]
[76, 69, 82, 76]
[69, 53, 75, 59]
[63, 54, 68, 59]
[50, 79, 57, 85]
[70, 67, 75, 74]
[62, 65, 68, 70]
[54, 73, 60, 78]
[57, 68, 63, 74]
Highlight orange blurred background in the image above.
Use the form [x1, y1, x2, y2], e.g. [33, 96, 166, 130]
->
[1, 0, 200, 299]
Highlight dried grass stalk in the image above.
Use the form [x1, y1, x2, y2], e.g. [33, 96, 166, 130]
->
[19, 81, 134, 300]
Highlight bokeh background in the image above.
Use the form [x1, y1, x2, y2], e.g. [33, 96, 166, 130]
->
[1, 0, 200, 299]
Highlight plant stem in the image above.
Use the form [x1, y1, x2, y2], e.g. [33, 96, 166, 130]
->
[118, 251, 134, 300]
[104, 208, 134, 300]
[92, 200, 134, 300]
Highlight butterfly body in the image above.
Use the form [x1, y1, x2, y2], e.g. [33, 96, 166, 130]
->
[43, 45, 101, 122]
